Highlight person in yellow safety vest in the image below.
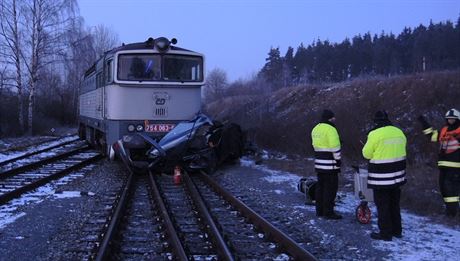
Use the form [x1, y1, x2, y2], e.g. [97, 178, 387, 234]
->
[418, 108, 460, 218]
[363, 111, 407, 241]
[311, 109, 342, 220]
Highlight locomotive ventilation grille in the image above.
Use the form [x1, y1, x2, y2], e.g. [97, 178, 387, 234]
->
[155, 107, 167, 117]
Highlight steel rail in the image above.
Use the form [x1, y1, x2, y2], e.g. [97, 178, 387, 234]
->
[94, 170, 134, 261]
[198, 171, 317, 261]
[148, 171, 188, 261]
[0, 152, 102, 205]
[0, 143, 89, 180]
[0, 137, 80, 167]
[182, 172, 235, 261]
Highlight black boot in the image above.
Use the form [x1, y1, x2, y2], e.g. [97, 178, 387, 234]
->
[371, 232, 392, 241]
[324, 212, 342, 220]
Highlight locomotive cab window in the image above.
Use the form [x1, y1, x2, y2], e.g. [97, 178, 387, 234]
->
[118, 54, 161, 81]
[163, 55, 203, 82]
[106, 60, 113, 83]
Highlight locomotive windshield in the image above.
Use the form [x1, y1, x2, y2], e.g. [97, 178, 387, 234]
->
[118, 54, 161, 81]
[163, 55, 202, 82]
[117, 53, 203, 82]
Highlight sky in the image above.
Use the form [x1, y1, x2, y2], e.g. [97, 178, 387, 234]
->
[77, 0, 460, 81]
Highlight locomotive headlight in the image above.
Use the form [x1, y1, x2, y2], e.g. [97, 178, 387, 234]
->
[155, 37, 170, 52]
[156, 41, 167, 49]
[136, 124, 144, 132]
[127, 124, 135, 132]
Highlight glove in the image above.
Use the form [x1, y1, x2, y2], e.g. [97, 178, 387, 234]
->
[417, 115, 430, 130]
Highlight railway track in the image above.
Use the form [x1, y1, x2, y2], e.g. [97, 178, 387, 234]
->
[71, 165, 316, 260]
[0, 135, 80, 167]
[0, 140, 102, 204]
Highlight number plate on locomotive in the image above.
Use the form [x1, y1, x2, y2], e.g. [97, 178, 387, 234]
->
[145, 124, 175, 132]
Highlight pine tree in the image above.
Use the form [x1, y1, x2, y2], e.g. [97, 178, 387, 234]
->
[259, 47, 283, 90]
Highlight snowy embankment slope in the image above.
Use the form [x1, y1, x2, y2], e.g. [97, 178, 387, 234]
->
[240, 156, 460, 261]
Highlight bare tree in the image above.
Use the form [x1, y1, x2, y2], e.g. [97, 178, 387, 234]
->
[22, 0, 77, 135]
[204, 68, 228, 102]
[91, 24, 119, 58]
[62, 18, 96, 121]
[0, 65, 7, 136]
[0, 0, 25, 133]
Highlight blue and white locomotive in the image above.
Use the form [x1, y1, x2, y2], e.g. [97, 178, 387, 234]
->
[79, 37, 204, 152]
[79, 37, 243, 172]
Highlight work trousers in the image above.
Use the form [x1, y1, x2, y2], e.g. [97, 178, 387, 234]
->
[439, 168, 460, 217]
[315, 172, 338, 216]
[373, 187, 402, 237]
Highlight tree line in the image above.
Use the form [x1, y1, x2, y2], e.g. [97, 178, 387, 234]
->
[258, 16, 460, 90]
[0, 0, 119, 137]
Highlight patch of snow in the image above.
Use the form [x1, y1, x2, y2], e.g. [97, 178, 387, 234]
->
[379, 213, 460, 261]
[261, 150, 270, 160]
[272, 189, 284, 194]
[0, 153, 9, 162]
[239, 158, 255, 167]
[240, 158, 301, 190]
[0, 211, 26, 229]
[293, 205, 309, 210]
[273, 253, 290, 261]
[52, 191, 82, 199]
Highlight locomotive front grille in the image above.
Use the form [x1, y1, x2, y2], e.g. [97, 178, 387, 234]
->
[154, 107, 167, 117]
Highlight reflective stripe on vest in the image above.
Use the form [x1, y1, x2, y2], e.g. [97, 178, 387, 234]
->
[370, 156, 406, 164]
[438, 161, 460, 168]
[431, 130, 439, 142]
[314, 146, 341, 152]
[368, 170, 405, 179]
[315, 159, 336, 164]
[444, 196, 460, 203]
[367, 177, 406, 186]
[423, 127, 433, 135]
[314, 164, 339, 170]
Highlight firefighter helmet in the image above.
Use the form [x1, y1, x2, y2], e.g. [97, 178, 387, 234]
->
[445, 109, 460, 120]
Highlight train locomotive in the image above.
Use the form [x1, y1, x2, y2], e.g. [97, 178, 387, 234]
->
[78, 37, 243, 173]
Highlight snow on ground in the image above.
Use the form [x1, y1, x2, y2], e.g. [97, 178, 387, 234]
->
[240, 156, 460, 261]
[240, 157, 300, 190]
[52, 191, 83, 199]
[0, 135, 78, 163]
[0, 165, 95, 229]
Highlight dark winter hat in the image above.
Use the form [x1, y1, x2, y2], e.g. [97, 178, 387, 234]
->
[321, 109, 335, 120]
[373, 110, 389, 122]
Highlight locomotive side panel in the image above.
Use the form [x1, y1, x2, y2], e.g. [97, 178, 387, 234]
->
[79, 88, 104, 120]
